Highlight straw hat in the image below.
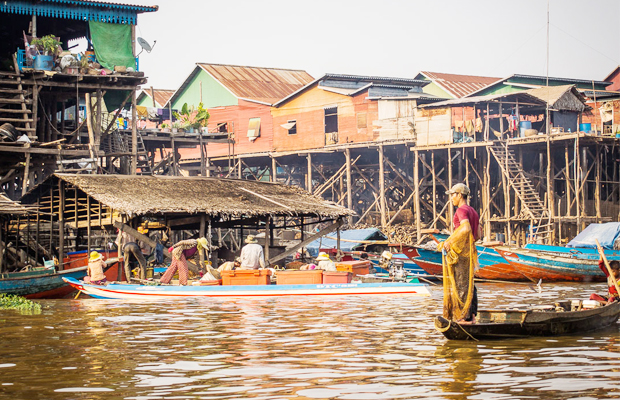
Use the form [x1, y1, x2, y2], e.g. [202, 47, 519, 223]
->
[89, 251, 102, 262]
[316, 252, 330, 261]
[245, 235, 258, 244]
[196, 237, 209, 250]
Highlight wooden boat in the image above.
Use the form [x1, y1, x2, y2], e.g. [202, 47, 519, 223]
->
[62, 277, 431, 299]
[435, 300, 620, 340]
[495, 247, 606, 282]
[0, 256, 120, 299]
[395, 243, 527, 281]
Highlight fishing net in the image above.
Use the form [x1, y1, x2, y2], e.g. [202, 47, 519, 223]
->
[440, 220, 478, 321]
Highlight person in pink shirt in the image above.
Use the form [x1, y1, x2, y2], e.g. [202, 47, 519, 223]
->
[438, 183, 481, 323]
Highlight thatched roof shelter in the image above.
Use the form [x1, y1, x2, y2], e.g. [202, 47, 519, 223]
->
[39, 174, 354, 219]
[0, 192, 37, 215]
[526, 85, 588, 112]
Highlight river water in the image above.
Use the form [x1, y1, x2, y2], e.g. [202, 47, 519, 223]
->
[1, 282, 619, 400]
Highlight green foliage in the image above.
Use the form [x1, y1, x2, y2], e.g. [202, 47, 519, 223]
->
[31, 35, 62, 55]
[0, 294, 42, 314]
[173, 102, 210, 130]
[160, 123, 169, 129]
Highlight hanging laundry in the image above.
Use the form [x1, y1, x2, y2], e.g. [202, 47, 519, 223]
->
[464, 120, 474, 135]
[135, 105, 148, 118]
[475, 117, 483, 133]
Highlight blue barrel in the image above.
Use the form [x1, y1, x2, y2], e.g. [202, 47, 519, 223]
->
[579, 123, 591, 133]
[519, 121, 532, 137]
[33, 55, 54, 71]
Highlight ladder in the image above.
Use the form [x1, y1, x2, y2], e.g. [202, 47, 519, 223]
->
[0, 57, 34, 138]
[125, 132, 152, 175]
[489, 142, 552, 242]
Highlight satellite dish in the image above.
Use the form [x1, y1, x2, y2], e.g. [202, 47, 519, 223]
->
[136, 37, 156, 56]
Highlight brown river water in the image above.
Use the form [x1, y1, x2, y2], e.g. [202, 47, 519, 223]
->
[1, 282, 619, 400]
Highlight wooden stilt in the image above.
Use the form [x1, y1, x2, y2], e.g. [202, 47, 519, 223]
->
[378, 145, 386, 228]
[414, 150, 421, 243]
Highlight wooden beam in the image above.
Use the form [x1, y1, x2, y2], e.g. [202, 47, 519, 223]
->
[268, 218, 343, 265]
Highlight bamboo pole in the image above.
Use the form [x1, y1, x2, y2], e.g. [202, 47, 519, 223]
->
[431, 152, 437, 228]
[58, 180, 65, 270]
[379, 145, 386, 228]
[596, 239, 620, 296]
[131, 89, 137, 175]
[307, 154, 313, 192]
[414, 150, 421, 243]
[447, 148, 453, 232]
[345, 148, 352, 215]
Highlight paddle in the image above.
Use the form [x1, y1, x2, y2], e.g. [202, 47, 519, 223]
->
[595, 239, 620, 297]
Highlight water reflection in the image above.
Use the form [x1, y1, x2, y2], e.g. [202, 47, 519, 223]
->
[0, 282, 619, 399]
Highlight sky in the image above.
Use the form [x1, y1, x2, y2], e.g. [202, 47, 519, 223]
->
[122, 0, 620, 91]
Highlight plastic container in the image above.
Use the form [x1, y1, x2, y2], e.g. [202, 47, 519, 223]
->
[579, 123, 591, 133]
[33, 55, 54, 71]
[322, 271, 352, 283]
[277, 270, 323, 285]
[581, 300, 600, 309]
[519, 121, 532, 137]
[221, 269, 271, 286]
[336, 260, 371, 276]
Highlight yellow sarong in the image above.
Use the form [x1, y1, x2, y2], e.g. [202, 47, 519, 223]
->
[439, 221, 478, 321]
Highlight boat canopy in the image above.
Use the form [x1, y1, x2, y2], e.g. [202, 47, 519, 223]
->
[567, 223, 620, 250]
[305, 228, 387, 257]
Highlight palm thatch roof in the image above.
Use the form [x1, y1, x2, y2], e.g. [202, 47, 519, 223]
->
[0, 193, 37, 215]
[526, 85, 588, 112]
[54, 174, 354, 218]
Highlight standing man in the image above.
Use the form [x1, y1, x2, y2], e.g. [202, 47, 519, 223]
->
[438, 183, 481, 323]
[240, 235, 265, 270]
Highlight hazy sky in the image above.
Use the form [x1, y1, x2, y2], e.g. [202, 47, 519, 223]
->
[126, 0, 620, 91]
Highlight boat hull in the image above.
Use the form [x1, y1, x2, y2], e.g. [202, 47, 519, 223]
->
[496, 248, 606, 282]
[63, 277, 431, 299]
[435, 301, 620, 340]
[398, 245, 527, 281]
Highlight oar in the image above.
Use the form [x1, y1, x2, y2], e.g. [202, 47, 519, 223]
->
[595, 239, 620, 297]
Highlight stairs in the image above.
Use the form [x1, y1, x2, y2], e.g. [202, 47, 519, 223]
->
[489, 141, 552, 242]
[0, 58, 35, 137]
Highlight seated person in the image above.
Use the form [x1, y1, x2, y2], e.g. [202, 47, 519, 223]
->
[218, 257, 241, 272]
[86, 251, 107, 285]
[316, 252, 337, 271]
[590, 259, 620, 303]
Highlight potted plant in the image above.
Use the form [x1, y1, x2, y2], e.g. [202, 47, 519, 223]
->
[160, 123, 170, 133]
[171, 121, 181, 133]
[173, 102, 209, 134]
[31, 35, 62, 71]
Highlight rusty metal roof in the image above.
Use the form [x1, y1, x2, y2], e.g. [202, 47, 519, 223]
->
[418, 71, 502, 98]
[140, 89, 175, 107]
[198, 63, 314, 105]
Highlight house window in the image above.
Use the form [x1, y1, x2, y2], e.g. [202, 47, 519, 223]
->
[324, 107, 338, 133]
[216, 122, 228, 133]
[247, 118, 261, 141]
[281, 120, 297, 135]
[357, 112, 367, 128]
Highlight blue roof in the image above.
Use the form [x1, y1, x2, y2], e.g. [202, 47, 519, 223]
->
[1, 0, 158, 24]
[306, 228, 387, 257]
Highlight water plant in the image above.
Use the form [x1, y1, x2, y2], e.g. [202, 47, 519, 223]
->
[0, 294, 42, 313]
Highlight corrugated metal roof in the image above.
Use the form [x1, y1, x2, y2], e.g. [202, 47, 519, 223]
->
[41, 0, 158, 12]
[419, 71, 502, 98]
[198, 64, 315, 105]
[323, 73, 428, 86]
[511, 74, 611, 86]
[152, 89, 174, 107]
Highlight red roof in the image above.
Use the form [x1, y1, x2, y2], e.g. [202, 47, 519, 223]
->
[418, 71, 502, 98]
[198, 64, 314, 104]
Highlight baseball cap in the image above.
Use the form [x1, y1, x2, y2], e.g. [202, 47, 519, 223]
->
[446, 183, 470, 196]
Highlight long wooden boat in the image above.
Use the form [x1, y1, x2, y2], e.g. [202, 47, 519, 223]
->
[495, 247, 606, 282]
[0, 258, 120, 299]
[62, 277, 431, 299]
[395, 244, 527, 281]
[435, 300, 620, 340]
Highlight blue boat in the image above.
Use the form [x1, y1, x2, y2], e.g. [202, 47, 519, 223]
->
[0, 266, 90, 299]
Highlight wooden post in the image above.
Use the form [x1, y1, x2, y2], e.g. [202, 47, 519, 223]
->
[264, 217, 270, 262]
[336, 227, 341, 260]
[307, 153, 313, 192]
[345, 148, 352, 214]
[431, 152, 437, 228]
[447, 148, 453, 232]
[87, 195, 91, 255]
[95, 88, 102, 150]
[199, 214, 206, 270]
[238, 157, 242, 179]
[170, 135, 177, 176]
[200, 133, 206, 176]
[58, 180, 65, 270]
[596, 145, 601, 222]
[575, 136, 581, 230]
[565, 143, 571, 216]
[272, 157, 277, 182]
[131, 89, 138, 175]
[414, 150, 421, 243]
[379, 145, 386, 228]
[21, 152, 30, 197]
[484, 147, 491, 239]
